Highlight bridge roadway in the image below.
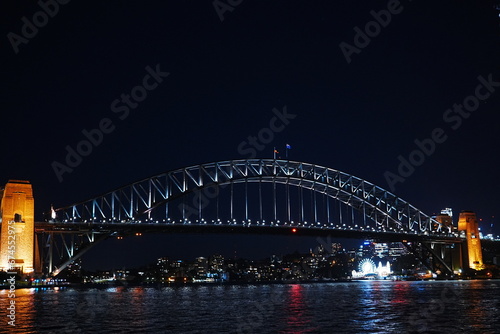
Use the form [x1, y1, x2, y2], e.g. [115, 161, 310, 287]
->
[34, 221, 463, 244]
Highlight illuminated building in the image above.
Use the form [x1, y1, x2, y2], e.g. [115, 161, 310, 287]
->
[388, 243, 407, 257]
[195, 256, 208, 277]
[157, 257, 169, 270]
[374, 243, 388, 258]
[441, 208, 453, 217]
[66, 259, 82, 277]
[361, 241, 407, 259]
[0, 180, 35, 274]
[314, 241, 344, 256]
[434, 208, 454, 232]
[209, 254, 224, 272]
[330, 242, 343, 255]
[458, 211, 484, 270]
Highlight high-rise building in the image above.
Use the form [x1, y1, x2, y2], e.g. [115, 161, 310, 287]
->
[209, 254, 224, 271]
[66, 259, 82, 277]
[359, 241, 407, 259]
[441, 208, 453, 217]
[374, 243, 388, 258]
[195, 256, 208, 277]
[388, 243, 407, 257]
[157, 257, 169, 274]
[434, 208, 454, 232]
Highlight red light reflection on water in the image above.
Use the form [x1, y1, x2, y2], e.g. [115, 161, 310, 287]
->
[280, 284, 317, 334]
[391, 282, 411, 305]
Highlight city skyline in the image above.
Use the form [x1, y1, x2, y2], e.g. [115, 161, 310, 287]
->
[57, 238, 500, 284]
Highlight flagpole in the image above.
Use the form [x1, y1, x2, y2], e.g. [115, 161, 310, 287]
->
[273, 147, 276, 159]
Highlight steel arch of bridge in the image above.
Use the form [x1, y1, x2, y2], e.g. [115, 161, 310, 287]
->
[54, 159, 451, 237]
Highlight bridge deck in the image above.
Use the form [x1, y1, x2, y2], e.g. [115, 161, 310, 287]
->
[35, 222, 463, 244]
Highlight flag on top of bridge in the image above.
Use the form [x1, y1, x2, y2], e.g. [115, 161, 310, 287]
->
[50, 205, 56, 220]
[285, 144, 291, 158]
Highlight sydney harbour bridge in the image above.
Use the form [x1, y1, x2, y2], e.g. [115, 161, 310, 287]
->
[0, 159, 484, 277]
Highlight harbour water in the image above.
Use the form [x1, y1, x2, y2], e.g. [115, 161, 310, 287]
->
[0, 280, 499, 333]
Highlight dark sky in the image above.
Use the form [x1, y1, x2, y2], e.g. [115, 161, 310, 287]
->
[2, 1, 500, 270]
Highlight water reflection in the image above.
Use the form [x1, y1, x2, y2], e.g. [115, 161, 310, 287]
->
[357, 281, 410, 334]
[281, 284, 317, 333]
[0, 280, 498, 333]
[391, 282, 412, 305]
[0, 288, 36, 333]
[461, 280, 499, 333]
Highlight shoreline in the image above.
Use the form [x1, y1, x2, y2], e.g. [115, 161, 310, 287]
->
[2, 277, 499, 290]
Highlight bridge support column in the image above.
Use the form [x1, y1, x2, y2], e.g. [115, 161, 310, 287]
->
[35, 229, 109, 277]
[36, 231, 54, 276]
[448, 242, 464, 274]
[458, 211, 484, 270]
[0, 180, 35, 275]
[422, 242, 454, 276]
[403, 241, 459, 277]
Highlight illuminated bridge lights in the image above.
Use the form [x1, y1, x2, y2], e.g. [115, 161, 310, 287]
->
[49, 160, 456, 260]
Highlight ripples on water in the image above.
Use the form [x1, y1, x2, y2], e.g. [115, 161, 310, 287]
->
[0, 280, 499, 333]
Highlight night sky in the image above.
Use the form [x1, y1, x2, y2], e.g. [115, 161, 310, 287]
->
[2, 1, 500, 271]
